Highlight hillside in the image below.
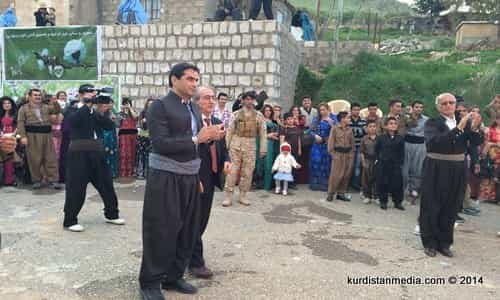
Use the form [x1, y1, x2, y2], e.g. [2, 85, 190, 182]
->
[288, 0, 413, 17]
[295, 50, 500, 118]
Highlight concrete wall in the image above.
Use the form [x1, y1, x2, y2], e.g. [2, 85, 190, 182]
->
[100, 20, 302, 110]
[301, 41, 374, 71]
[456, 23, 498, 48]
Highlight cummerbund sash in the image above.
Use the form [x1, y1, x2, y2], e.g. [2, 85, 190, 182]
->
[149, 152, 201, 175]
[25, 125, 51, 133]
[427, 152, 465, 162]
[119, 129, 138, 135]
[334, 146, 352, 153]
[405, 135, 425, 144]
[69, 139, 104, 152]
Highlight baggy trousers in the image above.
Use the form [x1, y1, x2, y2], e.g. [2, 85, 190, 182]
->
[402, 142, 426, 194]
[419, 158, 465, 250]
[26, 132, 59, 182]
[328, 152, 353, 194]
[139, 168, 201, 288]
[63, 149, 119, 227]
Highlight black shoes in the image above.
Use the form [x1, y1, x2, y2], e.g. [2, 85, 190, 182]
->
[394, 203, 405, 211]
[438, 248, 454, 257]
[326, 193, 334, 202]
[140, 287, 165, 300]
[424, 248, 437, 257]
[189, 266, 214, 279]
[162, 278, 197, 294]
[380, 203, 388, 210]
[336, 194, 351, 202]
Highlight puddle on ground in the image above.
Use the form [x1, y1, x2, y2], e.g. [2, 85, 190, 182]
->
[263, 201, 352, 224]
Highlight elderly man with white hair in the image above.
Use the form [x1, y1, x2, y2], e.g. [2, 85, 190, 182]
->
[418, 93, 482, 258]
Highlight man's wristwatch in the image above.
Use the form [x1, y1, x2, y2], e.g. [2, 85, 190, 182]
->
[192, 136, 199, 145]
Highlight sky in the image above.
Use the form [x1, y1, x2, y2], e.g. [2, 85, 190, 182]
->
[397, 0, 415, 5]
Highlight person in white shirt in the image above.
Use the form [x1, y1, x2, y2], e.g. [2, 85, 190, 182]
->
[272, 142, 301, 195]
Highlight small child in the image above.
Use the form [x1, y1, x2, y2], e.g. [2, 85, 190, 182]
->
[375, 117, 405, 210]
[272, 142, 301, 195]
[360, 120, 378, 203]
[280, 112, 302, 188]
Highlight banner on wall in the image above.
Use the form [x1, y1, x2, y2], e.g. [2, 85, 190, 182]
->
[2, 26, 101, 81]
[1, 75, 121, 113]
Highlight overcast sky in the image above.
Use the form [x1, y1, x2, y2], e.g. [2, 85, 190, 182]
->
[397, 0, 415, 5]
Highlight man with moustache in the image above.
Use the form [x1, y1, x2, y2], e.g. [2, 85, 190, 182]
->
[139, 63, 224, 300]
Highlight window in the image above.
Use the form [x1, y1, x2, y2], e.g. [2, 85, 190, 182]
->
[142, 0, 162, 20]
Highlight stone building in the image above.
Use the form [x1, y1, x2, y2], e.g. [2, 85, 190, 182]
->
[455, 21, 498, 49]
[0, 0, 294, 26]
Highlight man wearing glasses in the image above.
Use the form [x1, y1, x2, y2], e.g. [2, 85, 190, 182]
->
[418, 93, 482, 258]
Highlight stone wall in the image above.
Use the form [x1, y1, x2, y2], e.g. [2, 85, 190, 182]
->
[302, 41, 374, 71]
[101, 20, 302, 110]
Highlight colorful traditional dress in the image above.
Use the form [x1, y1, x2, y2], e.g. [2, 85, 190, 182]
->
[103, 125, 119, 178]
[135, 112, 151, 179]
[254, 120, 279, 190]
[1, 114, 15, 185]
[480, 127, 500, 201]
[118, 114, 137, 178]
[309, 116, 336, 191]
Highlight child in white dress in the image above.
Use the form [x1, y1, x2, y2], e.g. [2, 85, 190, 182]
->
[272, 142, 301, 195]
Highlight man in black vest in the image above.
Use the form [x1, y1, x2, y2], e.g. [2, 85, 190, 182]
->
[187, 86, 230, 279]
[139, 63, 224, 300]
[419, 93, 482, 258]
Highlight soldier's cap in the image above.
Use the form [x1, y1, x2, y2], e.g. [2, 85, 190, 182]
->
[79, 84, 95, 94]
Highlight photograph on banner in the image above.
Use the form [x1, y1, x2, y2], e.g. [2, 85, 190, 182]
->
[2, 26, 100, 81]
[2, 76, 121, 113]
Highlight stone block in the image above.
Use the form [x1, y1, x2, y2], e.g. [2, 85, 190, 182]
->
[141, 25, 149, 36]
[265, 74, 274, 86]
[213, 62, 222, 73]
[152, 63, 161, 74]
[118, 39, 127, 49]
[155, 38, 166, 48]
[181, 50, 192, 61]
[203, 23, 212, 34]
[188, 37, 197, 48]
[158, 24, 166, 35]
[173, 49, 183, 60]
[131, 88, 139, 97]
[244, 62, 255, 73]
[193, 50, 202, 60]
[240, 22, 249, 33]
[203, 36, 213, 47]
[143, 75, 154, 85]
[113, 50, 121, 61]
[221, 36, 231, 47]
[108, 39, 117, 49]
[159, 63, 170, 74]
[227, 49, 236, 60]
[145, 63, 153, 73]
[256, 61, 267, 73]
[127, 38, 134, 49]
[117, 62, 125, 73]
[264, 21, 277, 32]
[178, 36, 188, 48]
[251, 21, 264, 32]
[138, 62, 145, 73]
[205, 62, 213, 73]
[241, 34, 251, 47]
[139, 37, 146, 48]
[155, 75, 163, 86]
[104, 26, 114, 37]
[166, 24, 173, 34]
[147, 38, 155, 48]
[225, 75, 237, 86]
[219, 22, 228, 34]
[144, 50, 155, 61]
[193, 23, 202, 35]
[126, 75, 135, 85]
[223, 63, 232, 73]
[203, 49, 212, 60]
[263, 48, 275, 59]
[231, 35, 241, 47]
[109, 62, 117, 73]
[250, 48, 262, 60]
[234, 62, 243, 73]
[166, 36, 177, 48]
[238, 49, 249, 59]
[268, 61, 279, 73]
[228, 22, 238, 34]
[135, 76, 143, 85]
[182, 24, 193, 35]
[173, 24, 182, 34]
[150, 25, 158, 36]
[126, 62, 136, 73]
[238, 75, 251, 86]
[212, 75, 224, 85]
[213, 49, 222, 60]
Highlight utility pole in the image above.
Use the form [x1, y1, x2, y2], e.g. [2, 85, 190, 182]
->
[316, 0, 321, 35]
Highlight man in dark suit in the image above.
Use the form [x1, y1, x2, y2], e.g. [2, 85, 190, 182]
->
[139, 63, 224, 300]
[188, 86, 231, 279]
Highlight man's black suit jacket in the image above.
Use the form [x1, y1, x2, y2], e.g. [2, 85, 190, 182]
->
[198, 116, 230, 191]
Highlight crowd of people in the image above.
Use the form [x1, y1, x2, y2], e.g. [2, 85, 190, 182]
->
[1, 62, 499, 300]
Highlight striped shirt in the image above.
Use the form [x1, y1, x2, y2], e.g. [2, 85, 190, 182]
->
[349, 116, 367, 147]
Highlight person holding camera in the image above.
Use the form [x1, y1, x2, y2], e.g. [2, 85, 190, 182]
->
[62, 84, 125, 232]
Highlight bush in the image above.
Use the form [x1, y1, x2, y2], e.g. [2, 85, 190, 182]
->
[294, 65, 324, 106]
[297, 51, 500, 118]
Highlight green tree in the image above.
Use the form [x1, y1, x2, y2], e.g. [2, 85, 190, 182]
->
[414, 0, 446, 23]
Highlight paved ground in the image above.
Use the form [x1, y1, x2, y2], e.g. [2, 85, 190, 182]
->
[1, 181, 500, 300]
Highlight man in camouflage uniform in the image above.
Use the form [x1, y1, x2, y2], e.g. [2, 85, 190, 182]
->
[223, 91, 267, 206]
[17, 88, 61, 189]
